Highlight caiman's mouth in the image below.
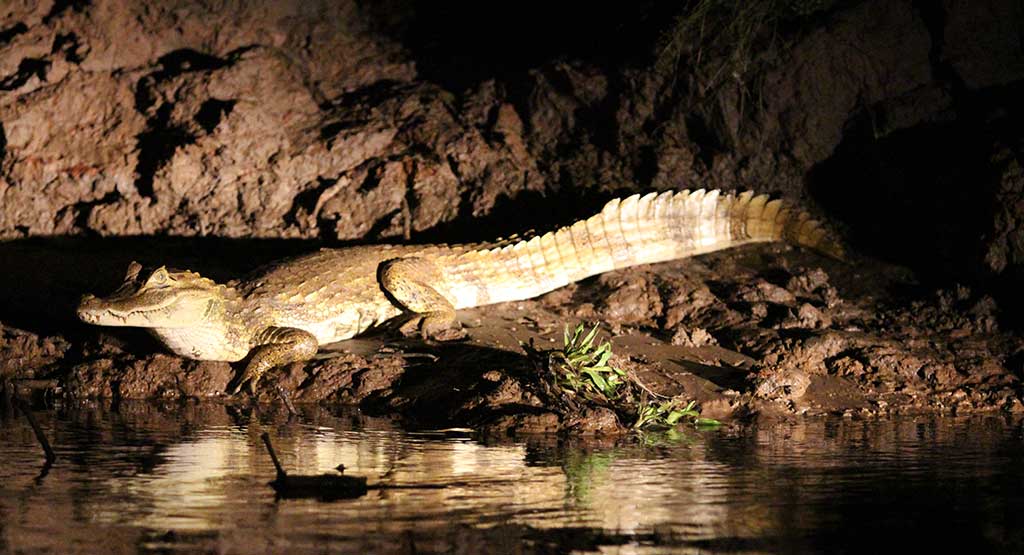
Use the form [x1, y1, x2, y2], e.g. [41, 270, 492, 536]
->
[76, 293, 176, 326]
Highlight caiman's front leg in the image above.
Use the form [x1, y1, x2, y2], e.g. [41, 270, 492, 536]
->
[231, 327, 319, 394]
[379, 257, 465, 340]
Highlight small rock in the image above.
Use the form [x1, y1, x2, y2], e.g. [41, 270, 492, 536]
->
[671, 327, 718, 347]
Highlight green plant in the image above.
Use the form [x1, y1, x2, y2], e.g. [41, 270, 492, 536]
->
[552, 323, 627, 399]
[530, 323, 720, 431]
[634, 399, 721, 430]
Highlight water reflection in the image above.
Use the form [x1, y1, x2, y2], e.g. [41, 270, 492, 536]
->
[1, 402, 1022, 554]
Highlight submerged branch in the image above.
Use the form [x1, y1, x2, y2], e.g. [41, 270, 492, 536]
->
[15, 397, 56, 464]
[260, 432, 287, 479]
[261, 431, 369, 499]
[274, 385, 299, 417]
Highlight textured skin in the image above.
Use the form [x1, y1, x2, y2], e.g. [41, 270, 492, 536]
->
[77, 189, 842, 392]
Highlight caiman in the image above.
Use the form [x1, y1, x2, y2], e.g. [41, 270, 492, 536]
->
[77, 189, 842, 393]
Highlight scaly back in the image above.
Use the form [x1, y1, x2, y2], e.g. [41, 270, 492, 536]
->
[439, 189, 843, 309]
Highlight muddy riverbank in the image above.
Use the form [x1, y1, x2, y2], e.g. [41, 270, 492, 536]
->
[1, 236, 1021, 434]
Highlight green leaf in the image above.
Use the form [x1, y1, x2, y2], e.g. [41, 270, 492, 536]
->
[582, 324, 600, 349]
[551, 321, 723, 433]
[581, 368, 609, 392]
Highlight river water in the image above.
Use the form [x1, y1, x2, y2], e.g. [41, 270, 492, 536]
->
[1, 402, 1021, 554]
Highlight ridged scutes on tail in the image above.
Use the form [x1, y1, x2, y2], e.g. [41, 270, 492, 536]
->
[593, 188, 844, 262]
[729, 190, 845, 260]
[443, 188, 844, 308]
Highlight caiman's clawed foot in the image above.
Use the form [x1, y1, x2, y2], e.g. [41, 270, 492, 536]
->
[231, 359, 271, 395]
[427, 326, 468, 342]
[381, 257, 465, 342]
[398, 312, 467, 342]
[230, 327, 319, 395]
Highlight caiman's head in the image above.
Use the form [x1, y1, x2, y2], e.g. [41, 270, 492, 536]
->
[77, 261, 227, 328]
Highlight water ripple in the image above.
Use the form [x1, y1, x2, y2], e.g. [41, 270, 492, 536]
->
[1, 406, 1021, 554]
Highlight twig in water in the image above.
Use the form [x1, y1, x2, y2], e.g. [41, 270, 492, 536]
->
[260, 432, 369, 500]
[261, 432, 287, 480]
[2, 379, 12, 413]
[14, 397, 56, 464]
[275, 385, 299, 417]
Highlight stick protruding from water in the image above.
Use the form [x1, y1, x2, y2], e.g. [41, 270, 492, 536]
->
[15, 397, 56, 464]
[260, 432, 287, 479]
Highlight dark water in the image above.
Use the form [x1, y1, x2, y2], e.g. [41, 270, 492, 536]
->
[1, 403, 1022, 554]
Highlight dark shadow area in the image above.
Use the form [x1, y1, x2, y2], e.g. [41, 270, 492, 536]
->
[194, 98, 236, 134]
[0, 58, 50, 91]
[372, 0, 678, 91]
[673, 359, 750, 392]
[808, 117, 995, 284]
[0, 22, 28, 46]
[42, 0, 91, 25]
[807, 77, 1024, 328]
[354, 337, 536, 427]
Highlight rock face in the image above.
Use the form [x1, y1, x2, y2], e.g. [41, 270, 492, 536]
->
[0, 0, 540, 240]
[1, 0, 1022, 425]
[2, 1, 1021, 248]
[985, 146, 1024, 277]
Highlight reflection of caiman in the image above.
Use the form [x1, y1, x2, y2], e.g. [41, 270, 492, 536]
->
[77, 189, 842, 393]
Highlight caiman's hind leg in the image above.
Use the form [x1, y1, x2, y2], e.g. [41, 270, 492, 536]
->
[379, 257, 466, 341]
[231, 327, 319, 394]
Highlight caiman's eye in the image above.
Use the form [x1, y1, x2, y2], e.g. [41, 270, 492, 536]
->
[148, 268, 170, 287]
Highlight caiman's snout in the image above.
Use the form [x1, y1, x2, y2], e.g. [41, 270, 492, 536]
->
[76, 291, 144, 326]
[75, 265, 220, 329]
[77, 293, 102, 323]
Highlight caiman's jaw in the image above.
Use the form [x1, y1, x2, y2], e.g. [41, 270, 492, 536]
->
[77, 261, 227, 329]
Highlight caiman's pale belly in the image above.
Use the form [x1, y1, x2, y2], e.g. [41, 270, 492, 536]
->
[277, 303, 403, 345]
[151, 325, 249, 362]
[150, 300, 403, 362]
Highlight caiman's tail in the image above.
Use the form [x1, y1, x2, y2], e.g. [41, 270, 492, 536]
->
[445, 189, 844, 308]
